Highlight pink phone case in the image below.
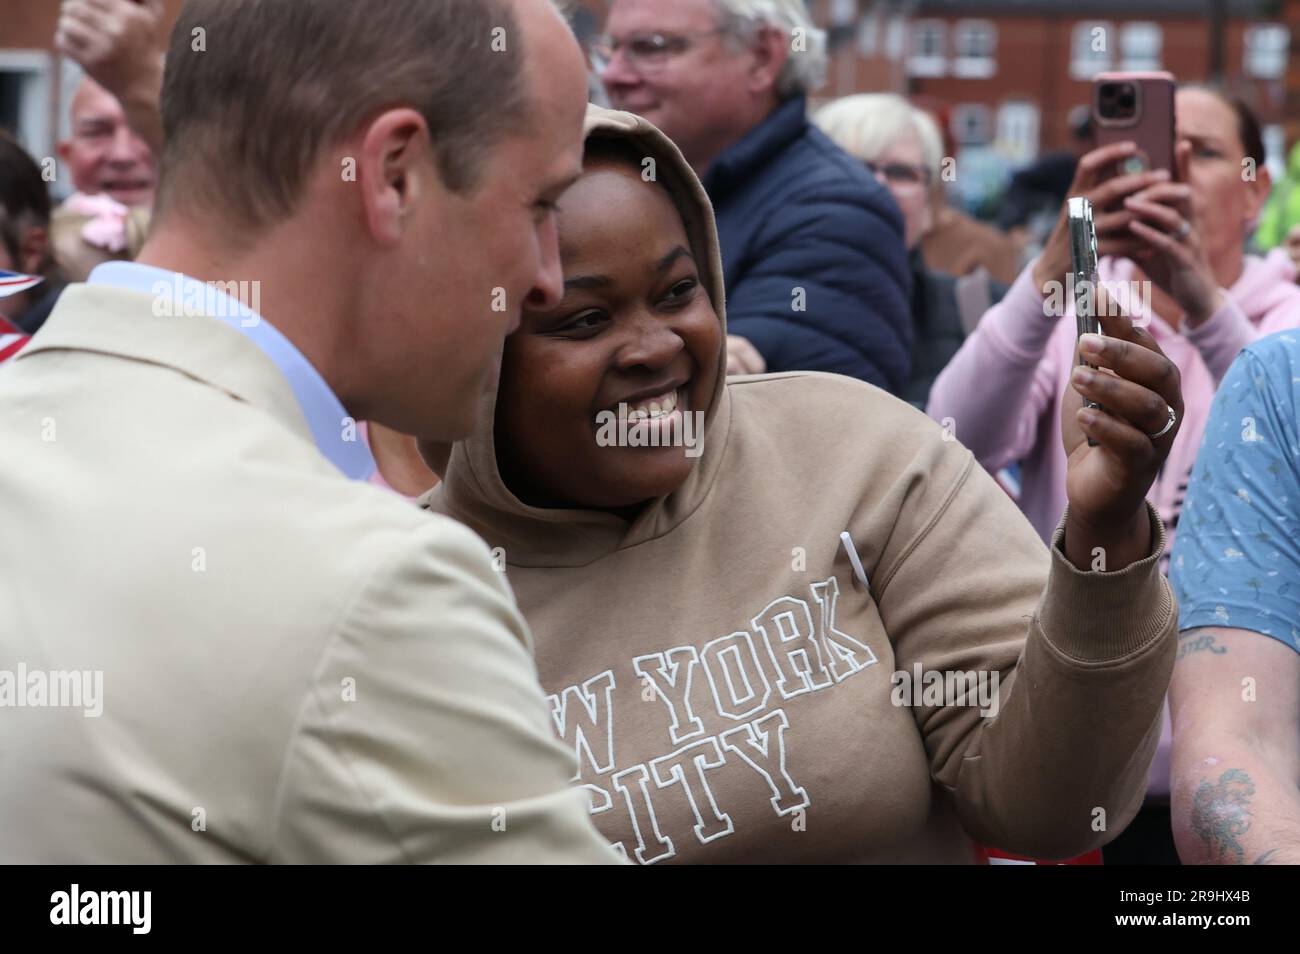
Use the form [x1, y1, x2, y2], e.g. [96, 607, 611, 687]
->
[1092, 70, 1176, 180]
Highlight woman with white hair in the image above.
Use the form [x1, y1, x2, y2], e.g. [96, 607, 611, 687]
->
[815, 94, 1006, 408]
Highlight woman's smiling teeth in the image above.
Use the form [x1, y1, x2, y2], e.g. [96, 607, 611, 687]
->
[622, 388, 680, 422]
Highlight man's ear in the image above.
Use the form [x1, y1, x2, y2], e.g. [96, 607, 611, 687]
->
[56, 140, 72, 165]
[354, 107, 432, 246]
[745, 24, 790, 97]
[18, 224, 48, 276]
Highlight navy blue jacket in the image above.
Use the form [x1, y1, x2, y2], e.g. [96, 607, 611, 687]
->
[702, 96, 912, 393]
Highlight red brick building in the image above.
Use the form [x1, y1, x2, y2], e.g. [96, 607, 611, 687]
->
[576, 1, 1294, 169]
[5, 0, 1296, 187]
[898, 0, 1291, 167]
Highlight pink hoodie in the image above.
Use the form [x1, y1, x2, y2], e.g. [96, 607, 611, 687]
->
[929, 249, 1300, 558]
[928, 249, 1300, 798]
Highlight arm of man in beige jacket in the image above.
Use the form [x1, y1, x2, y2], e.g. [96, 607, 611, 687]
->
[271, 514, 622, 864]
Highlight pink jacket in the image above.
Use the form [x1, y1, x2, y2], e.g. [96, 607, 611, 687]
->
[928, 249, 1300, 799]
[929, 249, 1300, 557]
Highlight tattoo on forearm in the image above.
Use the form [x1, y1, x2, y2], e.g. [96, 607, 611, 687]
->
[1191, 768, 1255, 864]
[1253, 848, 1279, 864]
[1176, 632, 1228, 661]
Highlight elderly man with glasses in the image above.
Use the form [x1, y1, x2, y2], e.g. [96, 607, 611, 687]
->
[593, 0, 912, 390]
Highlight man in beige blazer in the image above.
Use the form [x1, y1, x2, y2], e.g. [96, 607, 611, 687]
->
[0, 0, 619, 863]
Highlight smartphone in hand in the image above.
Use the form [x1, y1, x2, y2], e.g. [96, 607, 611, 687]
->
[1068, 196, 1102, 446]
[1092, 71, 1176, 185]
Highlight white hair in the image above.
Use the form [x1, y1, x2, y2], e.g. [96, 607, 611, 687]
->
[713, 0, 827, 98]
[813, 93, 945, 184]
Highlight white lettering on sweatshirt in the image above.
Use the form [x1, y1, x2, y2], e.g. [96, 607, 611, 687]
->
[632, 648, 705, 744]
[752, 596, 834, 696]
[550, 576, 877, 863]
[547, 670, 616, 778]
[701, 631, 771, 719]
[720, 710, 809, 815]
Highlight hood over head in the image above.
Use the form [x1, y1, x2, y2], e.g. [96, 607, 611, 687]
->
[418, 105, 730, 567]
[1232, 247, 1300, 318]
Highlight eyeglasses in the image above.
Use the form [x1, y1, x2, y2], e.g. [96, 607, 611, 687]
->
[590, 30, 726, 73]
[864, 160, 932, 188]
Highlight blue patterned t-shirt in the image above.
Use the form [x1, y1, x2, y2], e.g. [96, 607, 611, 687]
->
[1170, 330, 1300, 653]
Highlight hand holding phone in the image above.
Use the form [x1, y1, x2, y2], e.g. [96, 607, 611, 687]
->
[1092, 71, 1176, 183]
[1058, 193, 1185, 569]
[1058, 283, 1184, 573]
[1032, 144, 1169, 294]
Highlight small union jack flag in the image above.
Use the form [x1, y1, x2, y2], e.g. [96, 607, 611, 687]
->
[0, 331, 28, 363]
[0, 269, 43, 299]
[0, 311, 29, 362]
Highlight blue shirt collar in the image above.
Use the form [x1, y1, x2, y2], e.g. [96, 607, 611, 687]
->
[87, 261, 375, 481]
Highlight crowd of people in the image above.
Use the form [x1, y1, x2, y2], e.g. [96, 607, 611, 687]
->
[0, 0, 1296, 866]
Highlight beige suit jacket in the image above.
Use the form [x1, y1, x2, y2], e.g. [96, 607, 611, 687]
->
[0, 284, 619, 863]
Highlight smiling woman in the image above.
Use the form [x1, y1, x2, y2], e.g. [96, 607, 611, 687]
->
[493, 133, 721, 513]
[419, 105, 1180, 866]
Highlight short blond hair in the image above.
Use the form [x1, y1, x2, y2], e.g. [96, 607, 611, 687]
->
[814, 94, 944, 183]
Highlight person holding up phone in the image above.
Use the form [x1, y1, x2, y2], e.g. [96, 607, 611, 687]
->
[927, 85, 1300, 862]
[420, 106, 1183, 864]
[930, 87, 1300, 555]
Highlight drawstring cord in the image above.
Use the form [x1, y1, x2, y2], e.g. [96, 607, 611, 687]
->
[839, 530, 870, 591]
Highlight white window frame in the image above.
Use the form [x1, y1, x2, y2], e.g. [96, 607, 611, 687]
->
[1120, 22, 1162, 71]
[0, 51, 54, 166]
[952, 103, 993, 146]
[1071, 21, 1114, 80]
[856, 5, 880, 57]
[829, 0, 859, 28]
[908, 19, 947, 78]
[1244, 24, 1289, 79]
[1263, 123, 1285, 183]
[884, 13, 907, 61]
[952, 19, 996, 79]
[996, 100, 1040, 164]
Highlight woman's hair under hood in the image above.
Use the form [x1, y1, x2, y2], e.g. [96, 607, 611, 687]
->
[577, 108, 728, 329]
[582, 135, 703, 262]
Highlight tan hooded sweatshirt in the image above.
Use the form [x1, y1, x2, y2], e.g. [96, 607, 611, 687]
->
[420, 107, 1177, 865]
